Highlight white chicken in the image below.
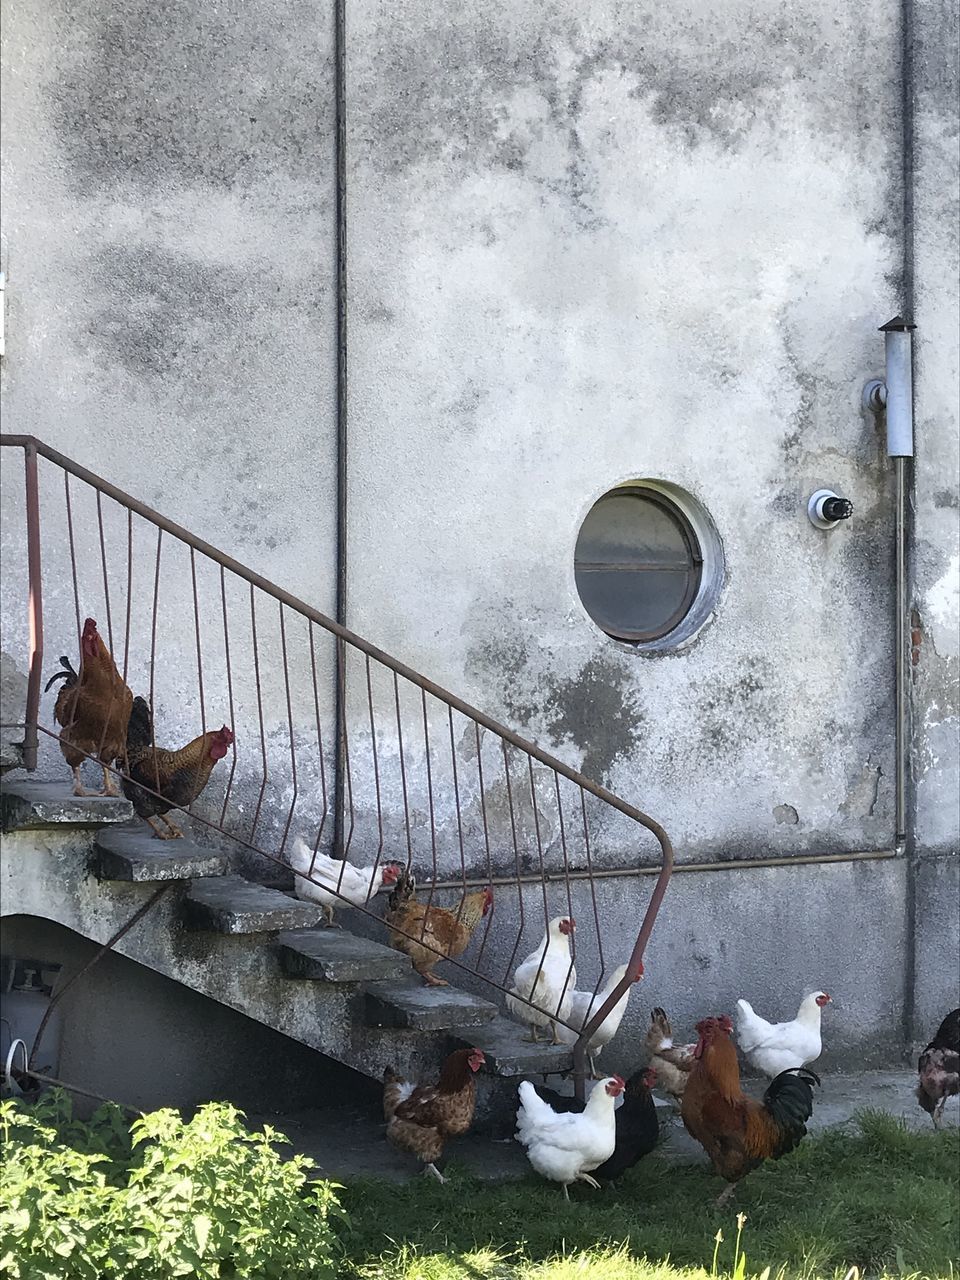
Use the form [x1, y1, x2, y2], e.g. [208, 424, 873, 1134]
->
[287, 837, 402, 926]
[555, 962, 643, 1074]
[505, 916, 576, 1043]
[735, 991, 832, 1077]
[516, 1074, 625, 1198]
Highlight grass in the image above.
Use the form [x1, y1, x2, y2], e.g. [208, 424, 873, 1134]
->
[334, 1112, 960, 1280]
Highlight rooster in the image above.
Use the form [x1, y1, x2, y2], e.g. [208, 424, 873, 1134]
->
[505, 916, 577, 1044]
[645, 1006, 697, 1105]
[385, 870, 493, 986]
[735, 991, 831, 1077]
[44, 619, 133, 796]
[516, 1074, 625, 1199]
[383, 1047, 485, 1182]
[287, 836, 402, 926]
[532, 1067, 660, 1182]
[122, 696, 233, 838]
[555, 963, 644, 1075]
[916, 1007, 959, 1129]
[682, 1015, 820, 1206]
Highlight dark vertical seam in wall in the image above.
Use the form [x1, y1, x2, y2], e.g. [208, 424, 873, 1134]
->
[900, 0, 918, 1046]
[333, 0, 348, 856]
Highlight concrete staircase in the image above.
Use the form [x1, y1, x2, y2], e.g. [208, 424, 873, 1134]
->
[0, 777, 572, 1126]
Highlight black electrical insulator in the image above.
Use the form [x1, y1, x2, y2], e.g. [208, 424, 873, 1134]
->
[821, 496, 853, 522]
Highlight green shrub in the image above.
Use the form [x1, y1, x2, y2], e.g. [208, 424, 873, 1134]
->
[0, 1091, 343, 1278]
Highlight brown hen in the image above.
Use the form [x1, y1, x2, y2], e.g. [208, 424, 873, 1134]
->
[383, 1047, 485, 1182]
[122, 695, 233, 838]
[385, 869, 492, 986]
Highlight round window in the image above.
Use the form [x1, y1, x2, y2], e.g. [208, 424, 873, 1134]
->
[575, 485, 708, 643]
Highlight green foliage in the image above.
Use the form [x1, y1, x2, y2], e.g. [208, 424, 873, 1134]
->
[0, 1091, 343, 1279]
[337, 1112, 960, 1280]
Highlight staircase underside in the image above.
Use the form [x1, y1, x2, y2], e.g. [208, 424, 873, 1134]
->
[0, 779, 573, 1126]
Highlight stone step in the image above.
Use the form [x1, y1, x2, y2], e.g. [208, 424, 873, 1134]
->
[448, 1015, 575, 1077]
[184, 876, 321, 934]
[365, 976, 498, 1030]
[1, 778, 134, 832]
[278, 928, 409, 983]
[95, 825, 228, 882]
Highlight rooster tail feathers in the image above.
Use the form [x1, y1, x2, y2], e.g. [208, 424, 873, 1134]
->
[126, 696, 154, 751]
[764, 1065, 819, 1139]
[44, 655, 78, 693]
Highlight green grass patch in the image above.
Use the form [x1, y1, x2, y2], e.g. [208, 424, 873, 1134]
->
[337, 1112, 960, 1280]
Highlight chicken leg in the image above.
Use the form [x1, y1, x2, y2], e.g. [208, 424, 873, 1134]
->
[416, 967, 448, 987]
[146, 815, 183, 840]
[101, 766, 121, 797]
[71, 766, 97, 797]
[424, 1162, 447, 1184]
[576, 1173, 601, 1190]
[321, 904, 342, 929]
[715, 1184, 737, 1208]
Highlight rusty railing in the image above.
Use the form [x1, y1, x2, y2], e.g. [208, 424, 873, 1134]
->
[0, 434, 673, 1093]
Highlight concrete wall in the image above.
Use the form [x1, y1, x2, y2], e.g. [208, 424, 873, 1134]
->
[907, 0, 960, 1041]
[1, 0, 956, 1081]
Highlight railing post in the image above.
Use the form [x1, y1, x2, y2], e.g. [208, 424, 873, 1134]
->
[22, 441, 44, 770]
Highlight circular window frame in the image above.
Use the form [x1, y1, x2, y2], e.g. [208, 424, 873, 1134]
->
[573, 479, 724, 653]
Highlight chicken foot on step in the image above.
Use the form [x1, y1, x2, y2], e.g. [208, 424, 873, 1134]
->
[146, 814, 184, 840]
[101, 766, 121, 797]
[70, 767, 99, 797]
[417, 968, 449, 987]
[321, 905, 342, 929]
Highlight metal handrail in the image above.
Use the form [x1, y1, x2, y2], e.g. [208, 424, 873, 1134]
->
[0, 433, 674, 1095]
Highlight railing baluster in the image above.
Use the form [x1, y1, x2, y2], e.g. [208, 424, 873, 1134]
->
[148, 528, 163, 793]
[307, 621, 329, 856]
[278, 603, 298, 854]
[473, 722, 496, 965]
[22, 443, 43, 771]
[218, 566, 239, 826]
[394, 670, 413, 870]
[365, 656, 385, 863]
[248, 584, 269, 843]
[63, 471, 81, 648]
[500, 740, 527, 988]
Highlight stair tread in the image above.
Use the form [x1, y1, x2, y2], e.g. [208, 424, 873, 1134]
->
[279, 929, 409, 982]
[448, 1015, 575, 1077]
[95, 825, 228, 882]
[185, 876, 321, 933]
[365, 976, 498, 1030]
[1, 778, 134, 830]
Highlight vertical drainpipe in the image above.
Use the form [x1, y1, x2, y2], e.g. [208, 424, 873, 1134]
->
[333, 0, 348, 857]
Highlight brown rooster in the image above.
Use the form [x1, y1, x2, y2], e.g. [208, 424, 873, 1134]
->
[385, 869, 493, 986]
[681, 1015, 819, 1205]
[44, 618, 133, 796]
[645, 1006, 696, 1105]
[383, 1047, 485, 1182]
[122, 696, 233, 838]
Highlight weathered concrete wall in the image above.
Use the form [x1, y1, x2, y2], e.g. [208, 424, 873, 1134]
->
[0, 0, 339, 848]
[907, 0, 960, 1040]
[346, 0, 905, 863]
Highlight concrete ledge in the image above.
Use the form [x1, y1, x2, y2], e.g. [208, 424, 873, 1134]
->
[279, 929, 409, 983]
[95, 826, 228, 882]
[366, 977, 499, 1030]
[1, 779, 134, 831]
[449, 1015, 575, 1077]
[184, 876, 321, 933]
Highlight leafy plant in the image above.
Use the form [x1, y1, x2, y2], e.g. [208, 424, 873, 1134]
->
[0, 1092, 343, 1278]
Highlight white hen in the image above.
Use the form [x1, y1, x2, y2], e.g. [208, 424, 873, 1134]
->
[505, 916, 576, 1043]
[736, 991, 832, 1077]
[516, 1075, 624, 1198]
[287, 837, 402, 926]
[555, 963, 643, 1074]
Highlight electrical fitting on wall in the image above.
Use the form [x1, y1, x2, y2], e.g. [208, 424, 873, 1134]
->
[807, 489, 854, 530]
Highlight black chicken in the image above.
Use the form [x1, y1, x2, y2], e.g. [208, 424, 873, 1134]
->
[916, 1007, 959, 1129]
[531, 1067, 660, 1181]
